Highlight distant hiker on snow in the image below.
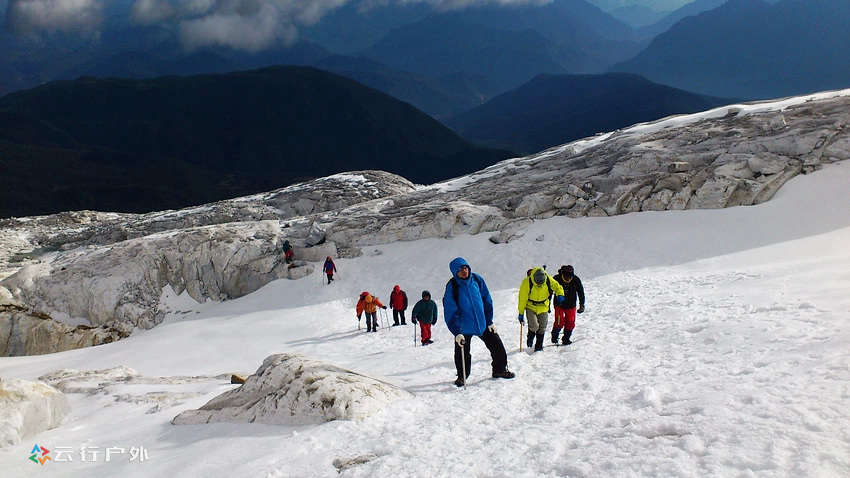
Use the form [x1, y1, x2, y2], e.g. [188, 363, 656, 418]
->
[282, 240, 294, 264]
[411, 290, 438, 346]
[356, 292, 386, 333]
[518, 267, 565, 352]
[444, 257, 515, 387]
[390, 285, 409, 326]
[323, 257, 337, 284]
[552, 265, 585, 345]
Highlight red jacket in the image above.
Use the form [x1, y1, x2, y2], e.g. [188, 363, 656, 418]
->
[390, 286, 408, 310]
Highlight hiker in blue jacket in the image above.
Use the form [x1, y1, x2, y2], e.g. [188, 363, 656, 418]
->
[443, 257, 515, 387]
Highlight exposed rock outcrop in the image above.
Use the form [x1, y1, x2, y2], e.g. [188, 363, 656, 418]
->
[0, 378, 71, 447]
[0, 304, 128, 356]
[172, 354, 413, 426]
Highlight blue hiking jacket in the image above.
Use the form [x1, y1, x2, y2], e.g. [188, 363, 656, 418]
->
[443, 257, 493, 337]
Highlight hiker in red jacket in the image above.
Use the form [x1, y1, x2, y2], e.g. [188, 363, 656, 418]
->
[389, 285, 409, 326]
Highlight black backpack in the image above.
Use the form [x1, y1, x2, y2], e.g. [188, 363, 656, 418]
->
[446, 274, 483, 303]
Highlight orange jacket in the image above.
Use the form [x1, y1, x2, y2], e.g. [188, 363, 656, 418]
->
[356, 295, 385, 316]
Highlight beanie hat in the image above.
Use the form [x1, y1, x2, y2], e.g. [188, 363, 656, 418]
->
[365, 295, 373, 303]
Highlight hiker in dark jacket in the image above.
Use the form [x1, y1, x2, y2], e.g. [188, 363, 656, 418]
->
[323, 257, 337, 284]
[282, 240, 294, 263]
[443, 257, 514, 387]
[411, 290, 438, 345]
[551, 265, 585, 345]
[390, 285, 408, 326]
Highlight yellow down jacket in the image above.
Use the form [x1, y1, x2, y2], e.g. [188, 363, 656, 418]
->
[518, 267, 565, 315]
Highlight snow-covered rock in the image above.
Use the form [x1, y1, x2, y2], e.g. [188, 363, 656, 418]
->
[2, 222, 298, 330]
[172, 353, 413, 426]
[38, 367, 229, 415]
[0, 378, 70, 447]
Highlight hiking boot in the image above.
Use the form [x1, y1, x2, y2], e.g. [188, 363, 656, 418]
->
[562, 329, 573, 345]
[526, 331, 535, 348]
[492, 369, 516, 379]
[392, 323, 400, 327]
[551, 330, 560, 344]
[534, 333, 544, 352]
[454, 378, 465, 387]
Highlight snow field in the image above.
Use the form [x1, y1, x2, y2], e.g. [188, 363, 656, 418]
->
[0, 162, 848, 477]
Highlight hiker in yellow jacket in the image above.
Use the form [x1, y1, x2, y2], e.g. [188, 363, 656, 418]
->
[518, 267, 565, 352]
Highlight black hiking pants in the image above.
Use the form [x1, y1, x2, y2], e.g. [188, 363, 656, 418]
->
[393, 309, 406, 325]
[454, 328, 507, 379]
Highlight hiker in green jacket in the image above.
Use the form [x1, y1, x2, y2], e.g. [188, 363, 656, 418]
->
[411, 290, 438, 346]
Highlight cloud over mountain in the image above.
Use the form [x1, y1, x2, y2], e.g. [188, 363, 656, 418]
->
[171, 0, 556, 50]
[4, 0, 558, 49]
[6, 0, 104, 34]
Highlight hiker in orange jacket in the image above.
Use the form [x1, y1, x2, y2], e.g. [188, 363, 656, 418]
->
[356, 292, 387, 332]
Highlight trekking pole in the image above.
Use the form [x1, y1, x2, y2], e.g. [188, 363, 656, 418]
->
[460, 339, 467, 390]
[520, 322, 524, 352]
[414, 321, 417, 347]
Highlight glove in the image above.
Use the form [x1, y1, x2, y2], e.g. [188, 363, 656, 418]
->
[555, 295, 565, 305]
[518, 314, 525, 324]
[577, 305, 585, 314]
[412, 317, 418, 324]
[382, 306, 388, 310]
[357, 315, 361, 320]
[455, 334, 465, 346]
[487, 324, 497, 334]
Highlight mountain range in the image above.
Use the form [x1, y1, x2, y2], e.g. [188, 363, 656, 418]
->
[616, 0, 850, 99]
[3, 0, 848, 115]
[0, 66, 512, 218]
[445, 72, 734, 154]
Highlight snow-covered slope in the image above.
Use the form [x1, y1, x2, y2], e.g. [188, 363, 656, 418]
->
[2, 89, 849, 344]
[0, 159, 848, 476]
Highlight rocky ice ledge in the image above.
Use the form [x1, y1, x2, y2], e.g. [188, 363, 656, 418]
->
[1, 91, 849, 351]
